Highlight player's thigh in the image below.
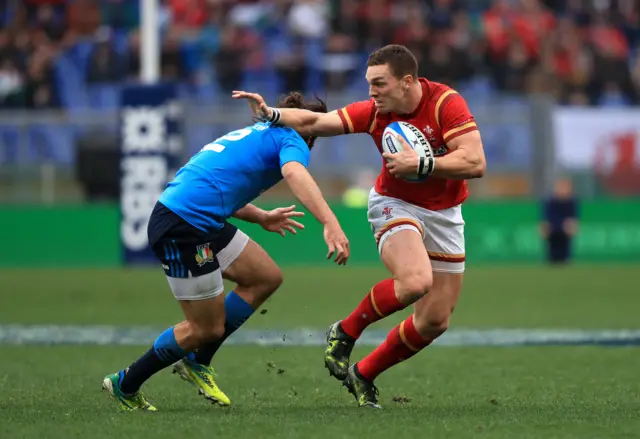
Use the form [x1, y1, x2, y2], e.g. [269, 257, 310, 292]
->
[419, 204, 466, 274]
[368, 189, 433, 299]
[215, 222, 282, 289]
[413, 271, 464, 332]
[151, 229, 227, 333]
[153, 234, 225, 298]
[223, 239, 283, 291]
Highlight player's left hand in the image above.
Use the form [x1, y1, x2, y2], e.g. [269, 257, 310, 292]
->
[259, 205, 305, 237]
[232, 90, 271, 120]
[381, 134, 420, 178]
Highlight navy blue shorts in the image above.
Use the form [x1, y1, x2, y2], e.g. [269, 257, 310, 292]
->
[147, 202, 237, 278]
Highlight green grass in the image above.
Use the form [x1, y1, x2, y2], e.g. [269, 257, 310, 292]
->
[0, 265, 637, 328]
[1, 264, 639, 438]
[1, 345, 639, 439]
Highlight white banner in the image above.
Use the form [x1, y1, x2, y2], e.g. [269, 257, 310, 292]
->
[552, 108, 640, 170]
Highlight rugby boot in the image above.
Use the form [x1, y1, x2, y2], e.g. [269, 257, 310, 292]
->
[102, 371, 157, 412]
[172, 358, 231, 406]
[324, 321, 356, 380]
[343, 364, 382, 409]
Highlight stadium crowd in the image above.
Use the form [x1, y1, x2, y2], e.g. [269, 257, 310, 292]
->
[0, 0, 639, 110]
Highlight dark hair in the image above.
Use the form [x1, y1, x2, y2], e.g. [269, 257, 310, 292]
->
[276, 91, 328, 148]
[367, 44, 418, 80]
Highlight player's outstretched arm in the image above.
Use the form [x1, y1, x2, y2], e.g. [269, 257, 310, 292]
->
[276, 109, 345, 138]
[233, 203, 268, 223]
[281, 162, 350, 264]
[232, 90, 345, 137]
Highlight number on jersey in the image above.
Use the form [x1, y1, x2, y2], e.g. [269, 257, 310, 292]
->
[201, 128, 253, 153]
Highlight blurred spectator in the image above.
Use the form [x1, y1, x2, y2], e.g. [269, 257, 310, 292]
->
[67, 0, 101, 37]
[127, 29, 187, 82]
[100, 0, 140, 31]
[428, 0, 459, 30]
[540, 178, 579, 265]
[86, 28, 125, 84]
[169, 0, 208, 29]
[322, 32, 358, 91]
[34, 4, 66, 43]
[288, 0, 328, 39]
[212, 25, 245, 92]
[0, 0, 639, 108]
[25, 47, 59, 109]
[0, 59, 25, 108]
[274, 38, 308, 93]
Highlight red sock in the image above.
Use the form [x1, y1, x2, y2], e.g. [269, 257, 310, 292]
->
[340, 279, 405, 339]
[357, 315, 433, 381]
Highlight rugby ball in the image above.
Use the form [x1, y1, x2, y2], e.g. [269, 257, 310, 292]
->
[382, 121, 433, 182]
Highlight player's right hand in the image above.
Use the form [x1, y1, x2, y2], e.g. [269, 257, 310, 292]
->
[232, 90, 271, 120]
[323, 221, 350, 265]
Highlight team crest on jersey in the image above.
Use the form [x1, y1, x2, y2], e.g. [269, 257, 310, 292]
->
[424, 125, 434, 137]
[382, 206, 393, 220]
[195, 243, 215, 266]
[423, 125, 448, 156]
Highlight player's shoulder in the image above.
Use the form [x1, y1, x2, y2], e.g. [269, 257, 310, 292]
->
[271, 124, 302, 137]
[340, 98, 377, 133]
[422, 78, 463, 103]
[254, 121, 290, 137]
[343, 98, 375, 112]
[268, 124, 306, 145]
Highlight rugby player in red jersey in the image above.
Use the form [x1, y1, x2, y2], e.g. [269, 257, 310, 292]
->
[233, 44, 486, 408]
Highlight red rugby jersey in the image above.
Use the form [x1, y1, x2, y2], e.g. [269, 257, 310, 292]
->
[337, 78, 478, 211]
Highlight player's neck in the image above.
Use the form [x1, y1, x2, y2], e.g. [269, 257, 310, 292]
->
[397, 83, 423, 116]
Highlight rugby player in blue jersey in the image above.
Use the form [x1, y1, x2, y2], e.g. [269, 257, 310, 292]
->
[102, 93, 349, 411]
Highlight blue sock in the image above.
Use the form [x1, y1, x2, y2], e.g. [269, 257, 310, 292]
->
[120, 326, 186, 394]
[153, 326, 187, 362]
[191, 292, 254, 365]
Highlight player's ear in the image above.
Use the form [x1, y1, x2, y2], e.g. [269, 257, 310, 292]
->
[402, 75, 413, 90]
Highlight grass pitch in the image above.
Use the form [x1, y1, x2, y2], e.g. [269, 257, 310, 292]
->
[1, 346, 639, 439]
[1, 264, 639, 438]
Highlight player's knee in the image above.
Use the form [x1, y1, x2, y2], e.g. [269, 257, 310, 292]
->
[192, 322, 225, 345]
[263, 265, 283, 295]
[414, 312, 450, 339]
[398, 271, 433, 302]
[250, 265, 282, 300]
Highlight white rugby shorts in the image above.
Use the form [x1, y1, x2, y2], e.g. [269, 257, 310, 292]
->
[368, 188, 466, 273]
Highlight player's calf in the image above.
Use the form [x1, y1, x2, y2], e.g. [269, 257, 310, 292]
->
[339, 278, 409, 340]
[115, 292, 226, 397]
[338, 228, 433, 340]
[190, 238, 282, 367]
[326, 274, 428, 381]
[412, 307, 451, 340]
[176, 319, 226, 351]
[412, 271, 462, 340]
[339, 270, 431, 341]
[354, 314, 434, 385]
